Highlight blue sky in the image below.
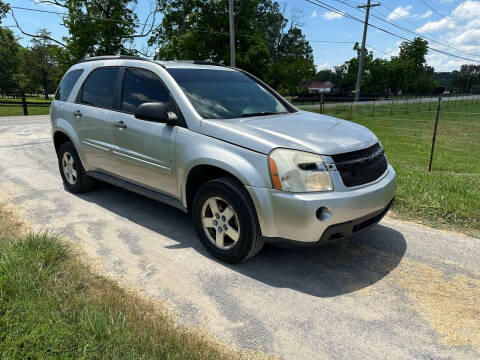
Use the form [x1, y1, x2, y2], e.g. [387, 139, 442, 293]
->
[4, 0, 480, 72]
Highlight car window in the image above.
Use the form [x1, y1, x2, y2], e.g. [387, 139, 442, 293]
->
[55, 69, 84, 102]
[81, 68, 119, 109]
[121, 68, 171, 113]
[166, 68, 289, 119]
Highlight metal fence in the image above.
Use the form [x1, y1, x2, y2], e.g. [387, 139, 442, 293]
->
[297, 95, 480, 173]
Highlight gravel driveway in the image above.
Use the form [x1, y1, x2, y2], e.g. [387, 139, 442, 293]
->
[1, 115, 479, 359]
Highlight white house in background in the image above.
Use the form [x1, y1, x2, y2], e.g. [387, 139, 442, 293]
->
[308, 81, 335, 94]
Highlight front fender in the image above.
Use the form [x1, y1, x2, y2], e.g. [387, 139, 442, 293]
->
[175, 128, 270, 207]
[52, 118, 86, 167]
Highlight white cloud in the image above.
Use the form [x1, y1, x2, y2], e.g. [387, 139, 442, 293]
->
[413, 1, 480, 71]
[419, 10, 433, 19]
[452, 0, 480, 20]
[387, 5, 412, 20]
[417, 17, 456, 33]
[450, 29, 480, 46]
[311, 10, 318, 18]
[322, 11, 344, 20]
[316, 62, 331, 71]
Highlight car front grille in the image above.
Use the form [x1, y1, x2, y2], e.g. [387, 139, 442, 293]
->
[331, 142, 388, 187]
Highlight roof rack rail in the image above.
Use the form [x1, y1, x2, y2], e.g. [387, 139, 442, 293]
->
[192, 60, 225, 67]
[76, 55, 148, 64]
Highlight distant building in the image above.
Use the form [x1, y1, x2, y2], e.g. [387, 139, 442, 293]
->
[308, 81, 340, 94]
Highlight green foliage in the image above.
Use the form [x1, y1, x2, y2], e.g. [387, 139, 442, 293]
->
[451, 64, 480, 93]
[149, 0, 315, 94]
[19, 30, 60, 98]
[0, 27, 20, 94]
[333, 38, 438, 96]
[315, 68, 342, 84]
[0, 0, 9, 22]
[433, 72, 453, 87]
[63, 0, 139, 61]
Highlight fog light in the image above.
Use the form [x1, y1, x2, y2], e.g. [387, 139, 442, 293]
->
[316, 206, 332, 221]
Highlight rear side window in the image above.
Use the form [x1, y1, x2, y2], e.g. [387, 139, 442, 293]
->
[121, 68, 171, 113]
[55, 69, 83, 102]
[81, 68, 119, 109]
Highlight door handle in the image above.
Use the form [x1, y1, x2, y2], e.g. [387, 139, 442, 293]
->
[73, 110, 82, 118]
[113, 121, 127, 129]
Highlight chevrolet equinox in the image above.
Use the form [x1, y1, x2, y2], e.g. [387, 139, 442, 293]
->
[51, 56, 396, 263]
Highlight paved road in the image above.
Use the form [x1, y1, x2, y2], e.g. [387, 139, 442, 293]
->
[1, 115, 479, 359]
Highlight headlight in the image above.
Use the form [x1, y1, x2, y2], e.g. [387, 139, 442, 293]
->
[268, 148, 333, 192]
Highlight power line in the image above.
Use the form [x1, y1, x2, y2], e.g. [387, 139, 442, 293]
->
[331, 0, 480, 59]
[366, 43, 393, 56]
[372, 3, 480, 59]
[7, 4, 358, 43]
[304, 0, 480, 63]
[418, 0, 457, 27]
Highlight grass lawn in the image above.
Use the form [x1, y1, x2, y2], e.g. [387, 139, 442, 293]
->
[0, 205, 254, 359]
[302, 99, 480, 237]
[0, 97, 51, 116]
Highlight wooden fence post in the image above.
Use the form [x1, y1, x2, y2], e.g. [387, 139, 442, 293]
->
[21, 94, 28, 116]
[428, 97, 442, 172]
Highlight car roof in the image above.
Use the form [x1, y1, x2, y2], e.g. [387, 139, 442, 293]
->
[75, 56, 235, 71]
[155, 60, 236, 71]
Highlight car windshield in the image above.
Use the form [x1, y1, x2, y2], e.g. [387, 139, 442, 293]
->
[166, 68, 290, 119]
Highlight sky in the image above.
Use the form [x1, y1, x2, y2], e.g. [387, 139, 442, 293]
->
[4, 0, 480, 72]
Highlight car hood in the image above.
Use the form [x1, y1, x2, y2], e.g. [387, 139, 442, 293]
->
[200, 110, 378, 155]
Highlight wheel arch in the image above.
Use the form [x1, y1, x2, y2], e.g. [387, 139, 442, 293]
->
[53, 130, 73, 153]
[184, 164, 245, 213]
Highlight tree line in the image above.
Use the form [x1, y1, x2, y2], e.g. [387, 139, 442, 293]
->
[0, 0, 475, 99]
[312, 38, 438, 96]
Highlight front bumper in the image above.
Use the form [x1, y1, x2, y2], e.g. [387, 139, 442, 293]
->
[246, 164, 396, 244]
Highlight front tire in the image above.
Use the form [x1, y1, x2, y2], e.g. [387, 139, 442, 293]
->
[57, 141, 95, 193]
[192, 177, 264, 263]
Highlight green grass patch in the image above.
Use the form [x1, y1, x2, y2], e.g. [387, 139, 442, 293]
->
[303, 99, 480, 236]
[0, 97, 51, 116]
[0, 205, 258, 359]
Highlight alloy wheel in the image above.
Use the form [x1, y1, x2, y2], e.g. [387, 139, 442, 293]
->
[201, 196, 240, 250]
[62, 152, 77, 185]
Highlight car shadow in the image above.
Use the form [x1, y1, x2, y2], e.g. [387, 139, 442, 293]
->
[75, 182, 407, 298]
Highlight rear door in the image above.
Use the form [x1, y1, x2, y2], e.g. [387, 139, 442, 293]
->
[110, 67, 178, 196]
[73, 67, 121, 173]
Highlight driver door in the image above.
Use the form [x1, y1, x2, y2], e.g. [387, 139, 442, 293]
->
[111, 67, 178, 196]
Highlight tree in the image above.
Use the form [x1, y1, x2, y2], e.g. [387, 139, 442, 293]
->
[451, 65, 480, 93]
[315, 69, 342, 84]
[62, 0, 139, 60]
[149, 0, 315, 93]
[0, 0, 8, 21]
[394, 38, 436, 94]
[0, 18, 20, 95]
[19, 30, 59, 99]
[11, 0, 157, 77]
[336, 38, 437, 96]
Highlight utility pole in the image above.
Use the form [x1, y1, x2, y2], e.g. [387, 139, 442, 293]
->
[354, 0, 380, 102]
[229, 0, 235, 67]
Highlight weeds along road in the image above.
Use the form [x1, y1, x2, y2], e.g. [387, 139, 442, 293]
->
[1, 115, 479, 360]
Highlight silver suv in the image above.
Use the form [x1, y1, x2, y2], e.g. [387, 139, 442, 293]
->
[51, 56, 396, 262]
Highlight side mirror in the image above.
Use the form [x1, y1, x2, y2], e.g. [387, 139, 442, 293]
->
[134, 102, 178, 125]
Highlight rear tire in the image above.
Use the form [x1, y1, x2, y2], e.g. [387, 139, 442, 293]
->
[57, 141, 95, 193]
[192, 177, 264, 263]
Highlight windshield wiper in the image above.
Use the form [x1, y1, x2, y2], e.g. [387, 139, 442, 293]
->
[241, 111, 287, 118]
